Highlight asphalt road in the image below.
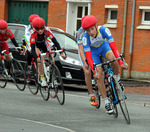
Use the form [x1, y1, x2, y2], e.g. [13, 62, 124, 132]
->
[0, 82, 150, 132]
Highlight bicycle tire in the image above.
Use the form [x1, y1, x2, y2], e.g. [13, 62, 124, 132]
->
[11, 59, 26, 91]
[0, 63, 8, 88]
[94, 86, 101, 109]
[39, 62, 50, 101]
[25, 62, 39, 95]
[49, 63, 65, 105]
[117, 83, 130, 124]
[108, 77, 118, 118]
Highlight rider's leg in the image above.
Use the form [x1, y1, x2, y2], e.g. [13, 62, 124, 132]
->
[82, 66, 98, 106]
[106, 52, 124, 91]
[96, 67, 113, 113]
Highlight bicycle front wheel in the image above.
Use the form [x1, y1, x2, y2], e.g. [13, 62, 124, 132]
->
[94, 86, 101, 109]
[109, 77, 118, 118]
[25, 62, 39, 95]
[0, 63, 8, 88]
[117, 86, 130, 124]
[49, 63, 65, 105]
[11, 59, 26, 91]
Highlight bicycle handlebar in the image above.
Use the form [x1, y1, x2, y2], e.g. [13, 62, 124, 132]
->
[1, 47, 23, 55]
[93, 54, 128, 71]
[39, 47, 66, 58]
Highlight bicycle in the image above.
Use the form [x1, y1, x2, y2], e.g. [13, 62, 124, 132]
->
[0, 47, 26, 91]
[94, 55, 130, 124]
[25, 49, 66, 105]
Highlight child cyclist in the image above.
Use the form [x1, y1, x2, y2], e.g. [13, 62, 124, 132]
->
[22, 14, 39, 66]
[30, 17, 66, 87]
[82, 15, 128, 114]
[0, 20, 20, 69]
[76, 15, 98, 106]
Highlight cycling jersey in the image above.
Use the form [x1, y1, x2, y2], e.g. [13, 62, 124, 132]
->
[0, 28, 18, 54]
[82, 26, 123, 71]
[77, 27, 85, 45]
[22, 25, 34, 52]
[30, 26, 61, 59]
[0, 28, 14, 43]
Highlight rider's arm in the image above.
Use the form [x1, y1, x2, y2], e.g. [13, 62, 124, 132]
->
[82, 35, 95, 73]
[30, 33, 37, 59]
[77, 29, 87, 65]
[11, 38, 19, 47]
[51, 37, 61, 50]
[101, 26, 123, 65]
[31, 43, 37, 59]
[7, 28, 19, 47]
[78, 44, 87, 65]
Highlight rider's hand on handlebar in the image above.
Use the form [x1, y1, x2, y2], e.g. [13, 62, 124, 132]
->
[120, 64, 128, 69]
[60, 53, 67, 59]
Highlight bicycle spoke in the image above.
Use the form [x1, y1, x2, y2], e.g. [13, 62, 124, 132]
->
[0, 65, 8, 88]
[40, 86, 50, 101]
[25, 63, 39, 95]
[11, 59, 26, 91]
[49, 64, 65, 105]
[118, 87, 130, 124]
[94, 87, 101, 109]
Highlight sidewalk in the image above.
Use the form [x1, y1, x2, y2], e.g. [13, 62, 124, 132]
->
[122, 79, 150, 95]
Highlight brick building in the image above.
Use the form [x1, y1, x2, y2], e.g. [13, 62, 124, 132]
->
[0, 0, 150, 79]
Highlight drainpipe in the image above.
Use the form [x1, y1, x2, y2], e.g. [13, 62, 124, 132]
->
[120, 0, 128, 78]
[128, 0, 136, 78]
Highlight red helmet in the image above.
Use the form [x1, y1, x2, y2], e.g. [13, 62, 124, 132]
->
[32, 17, 45, 28]
[29, 14, 39, 22]
[82, 15, 97, 30]
[81, 15, 89, 24]
[0, 20, 8, 29]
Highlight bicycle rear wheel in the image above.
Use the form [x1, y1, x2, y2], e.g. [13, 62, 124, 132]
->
[25, 62, 39, 95]
[0, 63, 8, 88]
[117, 84, 130, 124]
[49, 63, 65, 105]
[11, 59, 26, 91]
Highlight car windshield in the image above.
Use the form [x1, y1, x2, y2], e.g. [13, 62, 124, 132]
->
[52, 31, 78, 53]
[7, 25, 25, 47]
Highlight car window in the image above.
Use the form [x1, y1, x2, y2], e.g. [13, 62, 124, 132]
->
[52, 31, 78, 51]
[15, 29, 25, 46]
[7, 25, 25, 47]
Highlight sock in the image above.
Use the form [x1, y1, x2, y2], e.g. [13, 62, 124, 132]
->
[103, 97, 110, 105]
[115, 74, 120, 81]
[89, 93, 95, 97]
[40, 74, 45, 80]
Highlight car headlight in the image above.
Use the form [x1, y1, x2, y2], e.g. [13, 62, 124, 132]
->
[59, 56, 81, 66]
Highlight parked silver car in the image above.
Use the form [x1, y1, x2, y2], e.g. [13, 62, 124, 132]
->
[7, 23, 85, 85]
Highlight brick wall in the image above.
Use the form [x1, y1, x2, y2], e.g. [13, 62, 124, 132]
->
[47, 0, 67, 31]
[0, 0, 150, 78]
[0, 0, 8, 21]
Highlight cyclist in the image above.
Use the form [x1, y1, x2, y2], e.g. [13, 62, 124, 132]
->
[22, 14, 39, 66]
[0, 20, 20, 70]
[82, 15, 128, 114]
[77, 15, 98, 106]
[30, 17, 66, 87]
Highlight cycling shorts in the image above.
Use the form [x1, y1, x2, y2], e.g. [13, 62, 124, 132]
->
[90, 41, 112, 64]
[0, 42, 9, 54]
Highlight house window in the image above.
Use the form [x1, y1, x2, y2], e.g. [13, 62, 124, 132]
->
[141, 10, 150, 25]
[137, 6, 150, 30]
[107, 9, 117, 24]
[104, 5, 118, 28]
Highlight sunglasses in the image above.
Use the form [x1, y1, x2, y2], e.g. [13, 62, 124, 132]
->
[0, 28, 7, 30]
[35, 26, 45, 31]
